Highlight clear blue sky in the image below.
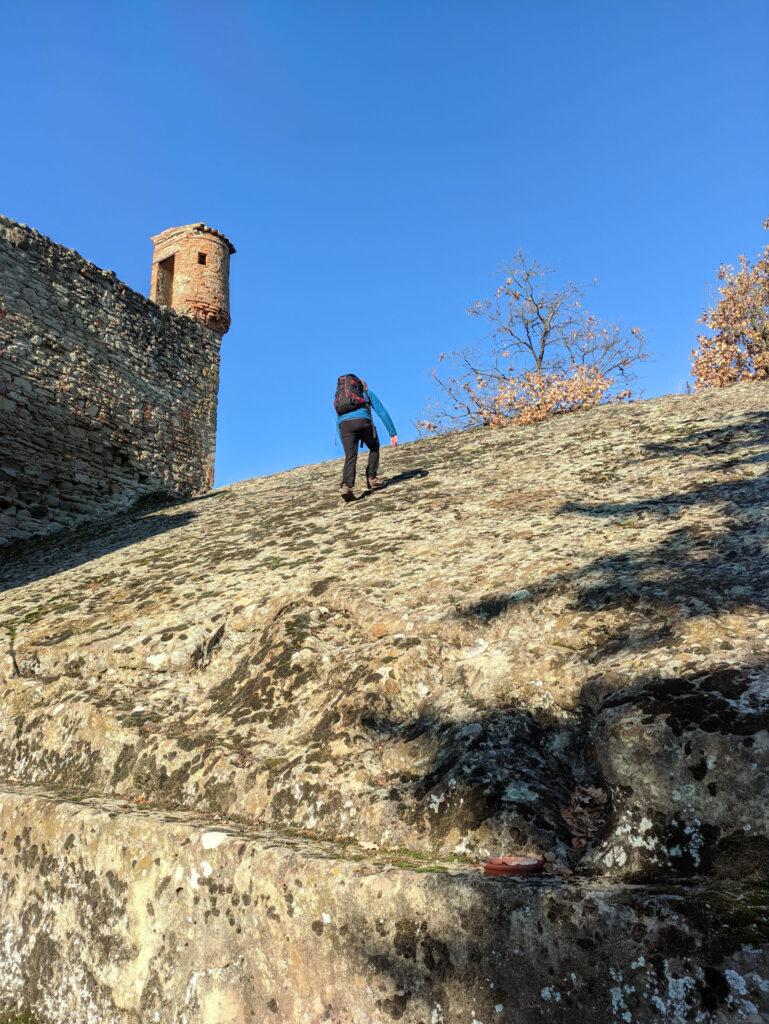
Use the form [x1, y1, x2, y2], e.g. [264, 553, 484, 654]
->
[3, 1, 768, 486]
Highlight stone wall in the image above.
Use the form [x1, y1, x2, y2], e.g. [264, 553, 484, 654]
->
[0, 216, 222, 546]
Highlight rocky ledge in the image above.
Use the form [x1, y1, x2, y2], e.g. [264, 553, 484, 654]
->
[0, 383, 768, 1021]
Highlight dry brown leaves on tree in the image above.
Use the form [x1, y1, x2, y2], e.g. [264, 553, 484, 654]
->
[691, 217, 769, 389]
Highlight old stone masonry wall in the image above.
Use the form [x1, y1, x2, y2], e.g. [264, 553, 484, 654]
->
[0, 216, 222, 546]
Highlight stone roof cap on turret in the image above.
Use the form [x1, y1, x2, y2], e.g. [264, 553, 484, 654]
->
[150, 223, 236, 255]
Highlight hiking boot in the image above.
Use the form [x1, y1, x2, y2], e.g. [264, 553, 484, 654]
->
[340, 484, 355, 502]
[366, 475, 383, 490]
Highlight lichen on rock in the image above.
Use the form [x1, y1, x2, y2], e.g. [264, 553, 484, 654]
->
[1, 382, 769, 1020]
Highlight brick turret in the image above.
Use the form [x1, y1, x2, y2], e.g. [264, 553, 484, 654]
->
[149, 223, 235, 336]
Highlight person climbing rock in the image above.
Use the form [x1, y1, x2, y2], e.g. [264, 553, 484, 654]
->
[334, 374, 397, 501]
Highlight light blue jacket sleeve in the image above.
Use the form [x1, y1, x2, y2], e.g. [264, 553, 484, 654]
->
[366, 390, 396, 437]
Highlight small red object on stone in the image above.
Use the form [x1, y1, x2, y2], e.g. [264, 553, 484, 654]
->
[481, 855, 544, 877]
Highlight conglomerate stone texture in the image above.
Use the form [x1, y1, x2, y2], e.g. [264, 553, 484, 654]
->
[0, 216, 222, 547]
[0, 383, 768, 1021]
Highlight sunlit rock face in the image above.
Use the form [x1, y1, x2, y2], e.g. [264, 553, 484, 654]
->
[1, 382, 768, 1021]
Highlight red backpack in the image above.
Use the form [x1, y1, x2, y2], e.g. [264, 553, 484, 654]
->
[334, 374, 369, 416]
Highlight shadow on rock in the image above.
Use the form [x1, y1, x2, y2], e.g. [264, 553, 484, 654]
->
[449, 411, 769, 886]
[322, 413, 769, 1022]
[377, 468, 430, 490]
[0, 499, 198, 594]
[204, 599, 603, 861]
[639, 410, 769, 463]
[329, 871, 769, 1022]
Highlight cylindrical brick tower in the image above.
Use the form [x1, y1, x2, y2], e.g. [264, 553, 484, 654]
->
[149, 223, 235, 336]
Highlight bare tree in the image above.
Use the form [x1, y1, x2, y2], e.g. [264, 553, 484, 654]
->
[418, 252, 647, 433]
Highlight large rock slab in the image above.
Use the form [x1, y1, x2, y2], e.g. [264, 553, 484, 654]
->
[1, 383, 769, 1018]
[0, 785, 767, 1023]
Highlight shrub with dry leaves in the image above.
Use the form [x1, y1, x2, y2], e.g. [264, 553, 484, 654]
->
[691, 218, 769, 389]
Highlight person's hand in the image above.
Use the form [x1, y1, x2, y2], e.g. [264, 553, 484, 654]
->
[390, 435, 398, 447]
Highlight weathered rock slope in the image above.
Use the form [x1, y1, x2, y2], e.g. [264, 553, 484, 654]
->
[1, 384, 768, 1022]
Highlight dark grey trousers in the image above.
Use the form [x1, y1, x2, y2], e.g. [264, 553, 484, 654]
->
[340, 417, 380, 487]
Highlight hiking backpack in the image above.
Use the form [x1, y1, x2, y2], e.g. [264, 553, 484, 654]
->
[334, 374, 369, 416]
